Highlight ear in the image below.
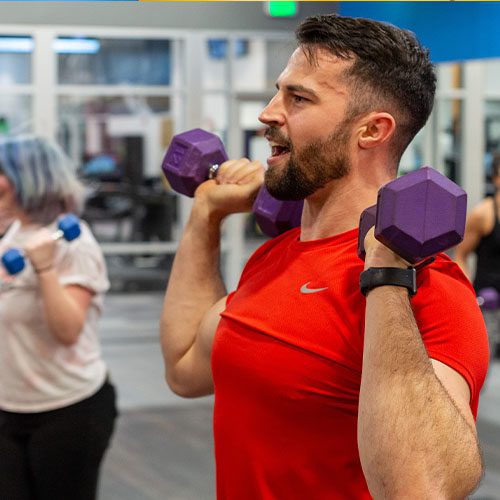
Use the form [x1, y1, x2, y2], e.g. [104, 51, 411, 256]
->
[357, 112, 396, 150]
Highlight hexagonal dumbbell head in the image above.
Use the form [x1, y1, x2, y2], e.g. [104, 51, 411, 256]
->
[477, 287, 499, 310]
[57, 214, 81, 242]
[161, 129, 228, 197]
[252, 186, 303, 237]
[375, 166, 467, 264]
[2, 248, 25, 275]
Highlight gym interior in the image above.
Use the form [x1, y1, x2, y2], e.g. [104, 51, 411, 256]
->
[1, 2, 500, 499]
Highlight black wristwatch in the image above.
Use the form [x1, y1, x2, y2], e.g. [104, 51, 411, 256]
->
[360, 267, 417, 297]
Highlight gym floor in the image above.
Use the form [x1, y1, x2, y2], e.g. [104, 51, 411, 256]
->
[98, 291, 500, 500]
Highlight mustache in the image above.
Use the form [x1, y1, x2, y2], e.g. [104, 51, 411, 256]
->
[264, 128, 292, 149]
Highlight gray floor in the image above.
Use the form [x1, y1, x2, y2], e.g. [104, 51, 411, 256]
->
[98, 291, 500, 500]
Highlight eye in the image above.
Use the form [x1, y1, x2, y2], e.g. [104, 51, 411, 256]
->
[292, 94, 308, 104]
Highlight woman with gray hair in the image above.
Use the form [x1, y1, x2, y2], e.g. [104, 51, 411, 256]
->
[0, 135, 117, 500]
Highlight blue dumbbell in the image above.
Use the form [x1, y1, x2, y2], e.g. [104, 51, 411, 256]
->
[1, 214, 81, 275]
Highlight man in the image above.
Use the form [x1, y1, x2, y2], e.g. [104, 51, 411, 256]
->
[161, 14, 489, 499]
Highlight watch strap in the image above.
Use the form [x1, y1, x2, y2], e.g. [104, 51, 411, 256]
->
[360, 267, 417, 297]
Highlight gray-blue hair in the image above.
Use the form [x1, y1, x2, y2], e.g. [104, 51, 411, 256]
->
[0, 135, 84, 224]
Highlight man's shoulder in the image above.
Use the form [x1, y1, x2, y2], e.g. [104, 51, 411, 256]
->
[419, 253, 475, 296]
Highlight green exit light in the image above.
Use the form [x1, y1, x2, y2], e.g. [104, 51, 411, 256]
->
[266, 1, 298, 18]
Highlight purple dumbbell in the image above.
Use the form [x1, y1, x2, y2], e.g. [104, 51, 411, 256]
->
[1, 214, 81, 275]
[477, 288, 499, 310]
[161, 128, 303, 238]
[357, 167, 467, 264]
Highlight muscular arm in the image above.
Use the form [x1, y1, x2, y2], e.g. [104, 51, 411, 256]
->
[358, 239, 483, 498]
[160, 159, 264, 397]
[160, 202, 227, 397]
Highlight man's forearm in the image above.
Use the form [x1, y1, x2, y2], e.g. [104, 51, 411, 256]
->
[160, 203, 226, 374]
[358, 286, 482, 499]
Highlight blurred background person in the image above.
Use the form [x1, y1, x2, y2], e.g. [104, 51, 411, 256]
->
[455, 152, 500, 362]
[0, 135, 117, 500]
[456, 152, 500, 292]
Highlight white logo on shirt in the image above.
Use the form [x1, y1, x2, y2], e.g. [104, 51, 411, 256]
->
[300, 282, 329, 294]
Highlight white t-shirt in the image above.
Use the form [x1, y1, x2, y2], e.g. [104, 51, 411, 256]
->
[0, 218, 110, 412]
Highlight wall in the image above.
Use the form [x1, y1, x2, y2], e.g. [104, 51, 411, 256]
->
[0, 2, 338, 31]
[340, 2, 500, 63]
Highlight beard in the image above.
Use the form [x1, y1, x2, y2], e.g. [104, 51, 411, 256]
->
[264, 119, 352, 201]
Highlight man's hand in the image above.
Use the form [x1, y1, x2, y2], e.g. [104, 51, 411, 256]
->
[363, 227, 409, 270]
[194, 158, 265, 220]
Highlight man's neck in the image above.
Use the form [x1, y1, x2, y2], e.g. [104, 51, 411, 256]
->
[299, 168, 394, 241]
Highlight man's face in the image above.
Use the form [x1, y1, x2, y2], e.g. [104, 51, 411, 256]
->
[259, 47, 355, 200]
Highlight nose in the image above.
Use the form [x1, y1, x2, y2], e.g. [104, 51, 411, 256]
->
[258, 93, 285, 127]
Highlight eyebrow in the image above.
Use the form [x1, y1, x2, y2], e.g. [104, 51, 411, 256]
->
[276, 83, 319, 99]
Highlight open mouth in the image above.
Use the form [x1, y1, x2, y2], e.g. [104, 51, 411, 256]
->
[271, 145, 290, 157]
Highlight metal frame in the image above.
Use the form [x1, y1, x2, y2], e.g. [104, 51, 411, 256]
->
[4, 23, 491, 287]
[0, 24, 293, 289]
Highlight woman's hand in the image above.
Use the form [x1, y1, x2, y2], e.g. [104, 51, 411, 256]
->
[24, 229, 57, 273]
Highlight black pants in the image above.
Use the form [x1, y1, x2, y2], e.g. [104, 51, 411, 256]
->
[0, 380, 118, 500]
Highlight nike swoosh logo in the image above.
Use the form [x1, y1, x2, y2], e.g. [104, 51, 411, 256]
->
[300, 282, 329, 294]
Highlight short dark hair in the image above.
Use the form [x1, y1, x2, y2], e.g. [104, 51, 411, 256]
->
[296, 14, 436, 166]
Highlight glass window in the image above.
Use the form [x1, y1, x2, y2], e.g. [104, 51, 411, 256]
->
[57, 38, 172, 86]
[399, 129, 426, 175]
[435, 98, 462, 183]
[265, 40, 294, 89]
[229, 39, 294, 92]
[483, 60, 500, 94]
[57, 94, 175, 246]
[0, 36, 33, 85]
[232, 39, 265, 92]
[436, 63, 463, 92]
[203, 38, 229, 91]
[58, 94, 171, 175]
[0, 95, 32, 135]
[202, 93, 228, 136]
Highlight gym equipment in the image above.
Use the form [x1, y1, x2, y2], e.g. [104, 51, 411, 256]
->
[357, 167, 467, 264]
[477, 287, 499, 310]
[161, 128, 303, 237]
[1, 214, 81, 275]
[477, 287, 500, 363]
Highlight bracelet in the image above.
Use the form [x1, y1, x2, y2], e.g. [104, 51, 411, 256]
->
[34, 265, 54, 274]
[360, 267, 417, 297]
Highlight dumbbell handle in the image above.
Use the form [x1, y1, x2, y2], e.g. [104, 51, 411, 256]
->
[52, 229, 65, 241]
[208, 164, 220, 179]
[357, 205, 377, 260]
